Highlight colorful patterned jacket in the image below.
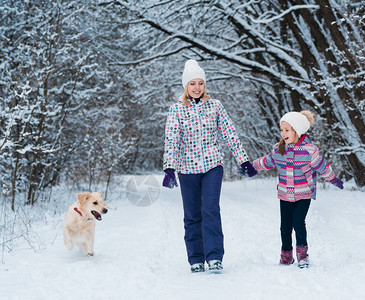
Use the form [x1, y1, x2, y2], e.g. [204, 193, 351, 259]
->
[253, 135, 335, 201]
[163, 97, 249, 174]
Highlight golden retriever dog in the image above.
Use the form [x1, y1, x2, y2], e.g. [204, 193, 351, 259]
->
[63, 192, 108, 256]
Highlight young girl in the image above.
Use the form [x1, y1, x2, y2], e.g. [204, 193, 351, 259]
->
[253, 110, 343, 268]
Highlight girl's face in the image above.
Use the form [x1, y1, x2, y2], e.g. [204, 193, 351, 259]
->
[280, 121, 299, 144]
[187, 79, 205, 98]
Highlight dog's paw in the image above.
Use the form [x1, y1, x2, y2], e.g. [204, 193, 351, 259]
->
[64, 240, 74, 251]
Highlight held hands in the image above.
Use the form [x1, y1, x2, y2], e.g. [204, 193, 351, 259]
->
[238, 161, 258, 177]
[330, 177, 344, 189]
[162, 168, 178, 189]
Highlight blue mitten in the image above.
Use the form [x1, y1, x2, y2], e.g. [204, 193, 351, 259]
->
[238, 161, 258, 177]
[330, 177, 343, 189]
[162, 168, 178, 189]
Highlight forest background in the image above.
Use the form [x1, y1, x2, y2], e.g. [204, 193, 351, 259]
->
[1, 0, 364, 210]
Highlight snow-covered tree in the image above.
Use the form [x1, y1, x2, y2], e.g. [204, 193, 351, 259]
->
[100, 0, 365, 186]
[1, 0, 171, 206]
[0, 0, 78, 207]
[0, 1, 101, 207]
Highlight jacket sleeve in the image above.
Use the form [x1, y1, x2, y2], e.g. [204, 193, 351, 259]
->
[217, 101, 249, 165]
[163, 104, 180, 170]
[253, 146, 276, 171]
[310, 146, 335, 181]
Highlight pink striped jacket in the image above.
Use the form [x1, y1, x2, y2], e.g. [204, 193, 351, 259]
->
[253, 135, 335, 201]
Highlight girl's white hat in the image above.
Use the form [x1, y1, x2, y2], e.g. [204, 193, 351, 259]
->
[280, 111, 310, 137]
[182, 59, 206, 88]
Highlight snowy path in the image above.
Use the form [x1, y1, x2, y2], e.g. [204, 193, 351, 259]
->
[1, 178, 364, 300]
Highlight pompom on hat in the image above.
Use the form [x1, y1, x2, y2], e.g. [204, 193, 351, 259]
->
[182, 59, 206, 89]
[280, 111, 311, 138]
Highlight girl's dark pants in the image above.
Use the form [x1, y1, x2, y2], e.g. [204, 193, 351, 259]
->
[280, 199, 311, 251]
[178, 166, 224, 265]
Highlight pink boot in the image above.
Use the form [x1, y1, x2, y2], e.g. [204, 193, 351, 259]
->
[279, 250, 294, 265]
[296, 246, 309, 268]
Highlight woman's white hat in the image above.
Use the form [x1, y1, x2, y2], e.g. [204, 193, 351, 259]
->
[182, 59, 206, 88]
[280, 112, 310, 137]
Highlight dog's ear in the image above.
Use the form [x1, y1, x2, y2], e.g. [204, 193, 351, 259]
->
[77, 192, 91, 204]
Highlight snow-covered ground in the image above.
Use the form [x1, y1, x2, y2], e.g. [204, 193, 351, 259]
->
[1, 176, 364, 300]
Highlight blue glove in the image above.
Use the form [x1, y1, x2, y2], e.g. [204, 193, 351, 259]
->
[238, 161, 257, 177]
[162, 168, 178, 189]
[330, 177, 343, 189]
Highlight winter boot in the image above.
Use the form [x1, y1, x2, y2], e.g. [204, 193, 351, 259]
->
[279, 250, 294, 265]
[296, 246, 309, 268]
[208, 260, 223, 272]
[190, 263, 205, 273]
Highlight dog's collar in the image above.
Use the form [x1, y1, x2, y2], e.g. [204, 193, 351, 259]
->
[74, 207, 83, 216]
[74, 207, 92, 222]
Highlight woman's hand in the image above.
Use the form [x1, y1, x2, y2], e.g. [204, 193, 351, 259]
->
[162, 168, 178, 189]
[238, 161, 258, 177]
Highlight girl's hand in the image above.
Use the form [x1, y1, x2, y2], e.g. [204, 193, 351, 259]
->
[330, 177, 344, 189]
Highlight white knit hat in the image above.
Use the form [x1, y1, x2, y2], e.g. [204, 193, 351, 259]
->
[182, 59, 206, 88]
[280, 112, 311, 137]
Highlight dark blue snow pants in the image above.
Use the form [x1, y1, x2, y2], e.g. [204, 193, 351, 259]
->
[280, 199, 311, 251]
[178, 166, 224, 265]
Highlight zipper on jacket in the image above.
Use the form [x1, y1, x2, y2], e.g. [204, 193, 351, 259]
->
[192, 101, 206, 173]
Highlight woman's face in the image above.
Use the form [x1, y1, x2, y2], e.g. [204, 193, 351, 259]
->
[187, 78, 205, 98]
[280, 121, 299, 144]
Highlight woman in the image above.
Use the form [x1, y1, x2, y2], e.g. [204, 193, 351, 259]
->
[162, 59, 256, 273]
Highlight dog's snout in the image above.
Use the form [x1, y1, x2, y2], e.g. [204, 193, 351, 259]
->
[103, 208, 108, 214]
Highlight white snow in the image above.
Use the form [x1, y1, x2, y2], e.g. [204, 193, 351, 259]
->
[1, 177, 364, 300]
